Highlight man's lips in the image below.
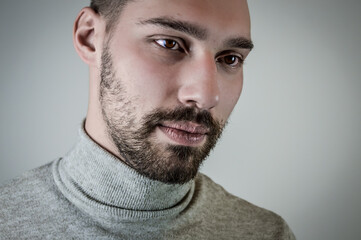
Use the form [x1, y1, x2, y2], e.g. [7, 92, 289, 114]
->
[158, 122, 209, 146]
[160, 122, 209, 134]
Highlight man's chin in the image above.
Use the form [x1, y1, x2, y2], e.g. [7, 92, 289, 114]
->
[133, 143, 204, 184]
[155, 145, 206, 184]
[145, 155, 201, 184]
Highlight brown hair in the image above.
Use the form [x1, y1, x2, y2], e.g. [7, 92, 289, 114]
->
[90, 0, 132, 32]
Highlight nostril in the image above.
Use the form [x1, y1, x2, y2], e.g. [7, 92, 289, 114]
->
[184, 99, 198, 108]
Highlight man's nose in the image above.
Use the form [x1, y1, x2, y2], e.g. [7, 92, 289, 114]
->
[177, 53, 220, 110]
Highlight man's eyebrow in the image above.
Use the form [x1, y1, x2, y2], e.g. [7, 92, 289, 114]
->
[138, 17, 254, 50]
[225, 37, 254, 50]
[138, 17, 208, 40]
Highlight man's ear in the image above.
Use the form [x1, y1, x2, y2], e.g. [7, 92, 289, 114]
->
[73, 7, 103, 65]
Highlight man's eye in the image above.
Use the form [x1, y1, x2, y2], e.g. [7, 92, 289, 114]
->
[224, 56, 238, 65]
[155, 39, 180, 50]
[221, 55, 242, 67]
[223, 55, 241, 67]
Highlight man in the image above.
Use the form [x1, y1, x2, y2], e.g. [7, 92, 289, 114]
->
[0, 0, 295, 239]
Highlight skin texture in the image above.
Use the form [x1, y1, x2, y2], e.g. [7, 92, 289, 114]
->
[73, 0, 252, 183]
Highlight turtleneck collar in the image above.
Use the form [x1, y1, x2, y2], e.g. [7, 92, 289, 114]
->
[52, 124, 195, 222]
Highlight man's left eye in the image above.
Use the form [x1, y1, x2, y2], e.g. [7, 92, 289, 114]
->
[155, 39, 180, 50]
[217, 55, 243, 68]
[224, 56, 239, 65]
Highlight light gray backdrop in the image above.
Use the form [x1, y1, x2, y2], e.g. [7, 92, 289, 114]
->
[1, 1, 360, 239]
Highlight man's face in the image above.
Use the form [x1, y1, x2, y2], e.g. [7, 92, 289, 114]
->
[98, 0, 252, 184]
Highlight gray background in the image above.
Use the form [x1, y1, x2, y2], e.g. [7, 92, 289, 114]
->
[1, 1, 360, 239]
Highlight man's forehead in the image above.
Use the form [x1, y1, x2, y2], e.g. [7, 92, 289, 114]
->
[121, 1, 249, 26]
[117, 0, 252, 43]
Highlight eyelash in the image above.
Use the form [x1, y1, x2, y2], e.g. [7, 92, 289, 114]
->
[154, 38, 244, 69]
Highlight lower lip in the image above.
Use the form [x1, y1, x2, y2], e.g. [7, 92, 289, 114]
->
[158, 126, 206, 146]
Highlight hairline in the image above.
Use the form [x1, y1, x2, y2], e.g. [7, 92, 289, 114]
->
[90, 0, 135, 33]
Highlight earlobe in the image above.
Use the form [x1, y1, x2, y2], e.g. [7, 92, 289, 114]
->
[73, 7, 102, 65]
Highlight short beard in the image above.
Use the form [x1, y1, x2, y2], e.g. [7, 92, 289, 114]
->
[99, 44, 225, 184]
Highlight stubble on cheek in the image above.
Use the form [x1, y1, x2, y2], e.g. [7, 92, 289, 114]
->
[98, 44, 227, 184]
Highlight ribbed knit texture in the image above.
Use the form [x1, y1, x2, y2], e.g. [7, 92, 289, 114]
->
[0, 126, 296, 240]
[53, 127, 194, 223]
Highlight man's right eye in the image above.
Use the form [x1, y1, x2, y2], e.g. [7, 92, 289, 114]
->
[155, 39, 181, 51]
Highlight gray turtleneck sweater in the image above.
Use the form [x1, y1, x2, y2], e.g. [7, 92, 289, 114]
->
[0, 127, 295, 239]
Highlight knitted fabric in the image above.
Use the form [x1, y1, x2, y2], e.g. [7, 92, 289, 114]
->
[0, 127, 296, 239]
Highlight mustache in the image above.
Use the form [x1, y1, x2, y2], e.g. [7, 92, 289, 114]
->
[139, 107, 223, 136]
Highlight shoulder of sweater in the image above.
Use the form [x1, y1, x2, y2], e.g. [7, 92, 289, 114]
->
[0, 160, 70, 227]
[0, 160, 85, 239]
[195, 173, 272, 212]
[0, 161, 56, 204]
[193, 173, 296, 239]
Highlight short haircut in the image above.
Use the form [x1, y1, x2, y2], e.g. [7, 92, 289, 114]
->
[90, 0, 131, 33]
